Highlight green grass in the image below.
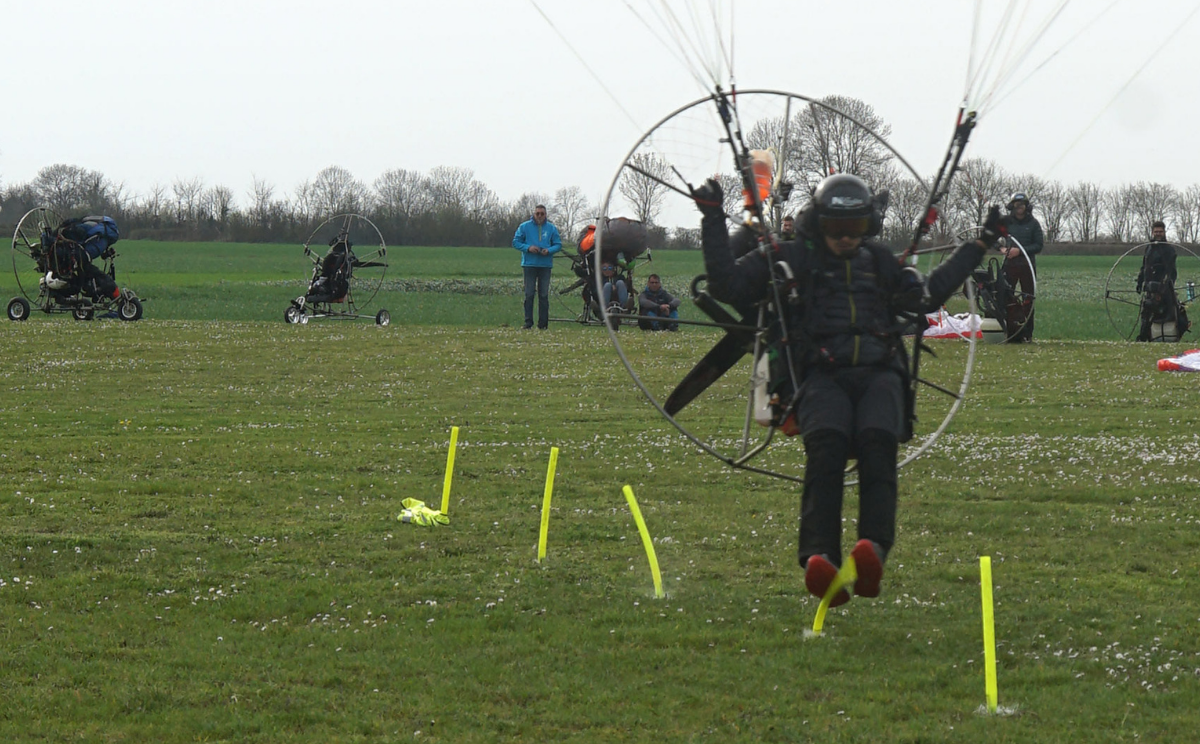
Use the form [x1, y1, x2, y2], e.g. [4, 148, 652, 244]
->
[2, 243, 1200, 741]
[1, 241, 1182, 338]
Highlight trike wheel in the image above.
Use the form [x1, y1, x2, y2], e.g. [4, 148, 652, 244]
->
[7, 297, 30, 321]
[118, 297, 143, 321]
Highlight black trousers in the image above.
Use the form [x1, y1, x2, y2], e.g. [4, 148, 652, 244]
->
[81, 262, 118, 300]
[799, 428, 897, 567]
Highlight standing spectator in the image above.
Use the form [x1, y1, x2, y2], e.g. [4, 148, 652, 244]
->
[1003, 192, 1043, 343]
[1136, 220, 1187, 341]
[512, 205, 562, 330]
[637, 273, 681, 331]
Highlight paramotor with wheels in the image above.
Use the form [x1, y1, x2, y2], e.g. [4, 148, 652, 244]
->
[285, 214, 390, 326]
[8, 207, 143, 322]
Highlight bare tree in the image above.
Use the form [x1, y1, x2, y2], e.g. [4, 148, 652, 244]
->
[373, 169, 429, 222]
[512, 192, 550, 222]
[249, 176, 276, 228]
[619, 152, 671, 224]
[1127, 181, 1177, 240]
[795, 96, 896, 191]
[139, 183, 169, 227]
[172, 176, 205, 225]
[1102, 185, 1135, 242]
[205, 185, 236, 226]
[33, 164, 120, 214]
[310, 165, 369, 217]
[552, 185, 592, 240]
[881, 176, 929, 245]
[1066, 182, 1102, 242]
[1171, 184, 1200, 243]
[427, 166, 478, 211]
[291, 179, 318, 225]
[1037, 180, 1068, 243]
[34, 164, 85, 212]
[948, 158, 1007, 234]
[464, 181, 500, 221]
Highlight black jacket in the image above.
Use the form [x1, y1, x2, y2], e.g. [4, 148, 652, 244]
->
[1005, 213, 1043, 256]
[1137, 242, 1177, 292]
[701, 208, 985, 370]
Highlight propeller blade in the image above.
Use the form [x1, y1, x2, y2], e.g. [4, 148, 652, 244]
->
[664, 323, 757, 416]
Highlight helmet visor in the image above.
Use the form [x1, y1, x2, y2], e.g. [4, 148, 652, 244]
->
[819, 215, 870, 240]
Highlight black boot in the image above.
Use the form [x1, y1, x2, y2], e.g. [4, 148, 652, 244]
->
[799, 430, 851, 567]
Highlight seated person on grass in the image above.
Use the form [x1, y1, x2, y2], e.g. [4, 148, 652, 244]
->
[637, 273, 680, 331]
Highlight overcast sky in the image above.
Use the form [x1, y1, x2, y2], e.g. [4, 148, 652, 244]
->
[4, 0, 1198, 220]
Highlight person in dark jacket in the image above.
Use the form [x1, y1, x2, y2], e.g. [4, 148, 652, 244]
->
[1003, 192, 1043, 342]
[637, 274, 681, 331]
[692, 173, 1002, 607]
[1136, 220, 1187, 341]
[40, 217, 121, 301]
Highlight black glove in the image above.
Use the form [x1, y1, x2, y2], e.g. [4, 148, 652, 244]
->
[894, 265, 929, 312]
[101, 247, 116, 259]
[690, 178, 725, 218]
[978, 205, 1009, 248]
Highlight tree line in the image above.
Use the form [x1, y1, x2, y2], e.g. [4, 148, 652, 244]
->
[0, 164, 597, 248]
[4, 95, 1198, 248]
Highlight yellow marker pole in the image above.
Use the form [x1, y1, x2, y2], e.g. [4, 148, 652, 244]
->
[811, 556, 857, 635]
[440, 426, 459, 515]
[536, 447, 559, 562]
[623, 486, 664, 598]
[980, 556, 998, 714]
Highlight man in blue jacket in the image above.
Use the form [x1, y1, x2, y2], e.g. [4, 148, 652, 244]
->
[512, 204, 562, 329]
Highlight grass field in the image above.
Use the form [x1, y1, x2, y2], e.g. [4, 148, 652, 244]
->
[0, 241, 1167, 338]
[2, 242, 1199, 741]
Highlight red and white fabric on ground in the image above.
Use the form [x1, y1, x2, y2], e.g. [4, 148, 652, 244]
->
[923, 310, 982, 339]
[1158, 349, 1200, 372]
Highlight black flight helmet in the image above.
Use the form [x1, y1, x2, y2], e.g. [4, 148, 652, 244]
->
[814, 174, 874, 240]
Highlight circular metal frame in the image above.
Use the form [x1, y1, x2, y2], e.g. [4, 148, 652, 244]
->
[1104, 241, 1199, 341]
[923, 226, 1036, 344]
[9, 207, 142, 321]
[12, 207, 63, 303]
[597, 89, 977, 483]
[288, 213, 389, 324]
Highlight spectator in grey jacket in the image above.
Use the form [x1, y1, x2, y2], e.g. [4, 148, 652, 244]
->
[637, 274, 681, 331]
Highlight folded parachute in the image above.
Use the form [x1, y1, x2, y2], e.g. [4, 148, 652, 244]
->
[923, 311, 983, 340]
[1158, 349, 1200, 372]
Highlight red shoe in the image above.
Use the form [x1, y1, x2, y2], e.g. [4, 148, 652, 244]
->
[805, 554, 850, 607]
[851, 539, 884, 598]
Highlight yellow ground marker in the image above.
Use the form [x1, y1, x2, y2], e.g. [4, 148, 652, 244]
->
[980, 556, 998, 714]
[810, 556, 857, 635]
[623, 486, 664, 598]
[536, 447, 559, 562]
[440, 426, 459, 514]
